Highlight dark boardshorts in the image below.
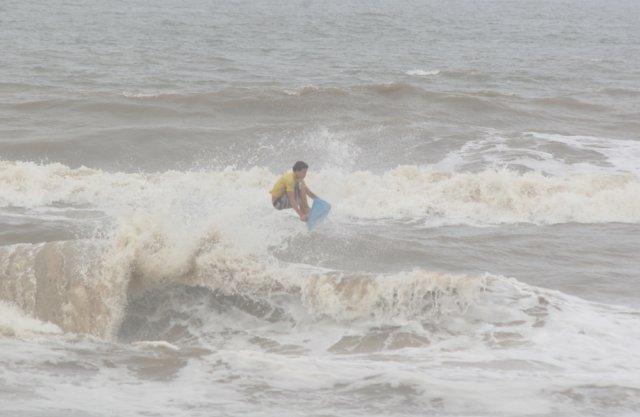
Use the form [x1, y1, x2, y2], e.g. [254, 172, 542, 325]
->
[272, 183, 301, 210]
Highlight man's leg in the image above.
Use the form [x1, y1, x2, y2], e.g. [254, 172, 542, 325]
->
[273, 193, 292, 211]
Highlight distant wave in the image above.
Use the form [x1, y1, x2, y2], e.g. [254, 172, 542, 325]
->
[5, 83, 516, 108]
[533, 96, 610, 112]
[598, 87, 640, 97]
[10, 83, 618, 123]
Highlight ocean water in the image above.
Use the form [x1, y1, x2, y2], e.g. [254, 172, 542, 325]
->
[1, 0, 640, 416]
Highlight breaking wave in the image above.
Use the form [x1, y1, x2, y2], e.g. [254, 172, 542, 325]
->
[2, 160, 640, 226]
[1, 221, 638, 375]
[1, 159, 640, 349]
[0, 214, 487, 339]
[0, 192, 638, 393]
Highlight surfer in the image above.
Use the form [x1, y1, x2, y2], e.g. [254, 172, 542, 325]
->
[270, 161, 317, 221]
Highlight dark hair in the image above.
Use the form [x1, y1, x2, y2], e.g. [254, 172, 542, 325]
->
[292, 161, 308, 172]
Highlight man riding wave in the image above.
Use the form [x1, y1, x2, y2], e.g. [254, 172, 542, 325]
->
[270, 161, 317, 222]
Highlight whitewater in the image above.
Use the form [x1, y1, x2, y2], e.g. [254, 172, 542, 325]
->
[2, 0, 640, 416]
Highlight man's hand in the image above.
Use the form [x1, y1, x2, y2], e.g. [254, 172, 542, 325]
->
[300, 213, 308, 222]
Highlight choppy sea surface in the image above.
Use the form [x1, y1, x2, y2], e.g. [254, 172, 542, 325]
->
[1, 1, 640, 416]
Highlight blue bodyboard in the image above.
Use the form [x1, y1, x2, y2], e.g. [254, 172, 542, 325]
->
[307, 198, 331, 231]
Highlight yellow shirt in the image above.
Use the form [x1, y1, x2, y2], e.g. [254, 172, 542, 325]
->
[270, 172, 305, 199]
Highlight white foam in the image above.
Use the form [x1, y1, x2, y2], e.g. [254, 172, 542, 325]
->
[436, 132, 640, 178]
[300, 269, 486, 324]
[2, 160, 640, 227]
[121, 90, 170, 98]
[300, 127, 360, 170]
[320, 166, 640, 225]
[0, 301, 62, 338]
[132, 340, 180, 351]
[406, 69, 441, 76]
[527, 132, 640, 177]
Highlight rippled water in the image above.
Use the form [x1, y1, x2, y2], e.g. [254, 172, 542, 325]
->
[1, 1, 640, 416]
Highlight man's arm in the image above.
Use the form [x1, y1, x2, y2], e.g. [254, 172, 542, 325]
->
[287, 190, 307, 221]
[306, 188, 317, 200]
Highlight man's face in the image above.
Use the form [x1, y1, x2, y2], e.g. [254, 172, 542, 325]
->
[295, 169, 307, 180]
